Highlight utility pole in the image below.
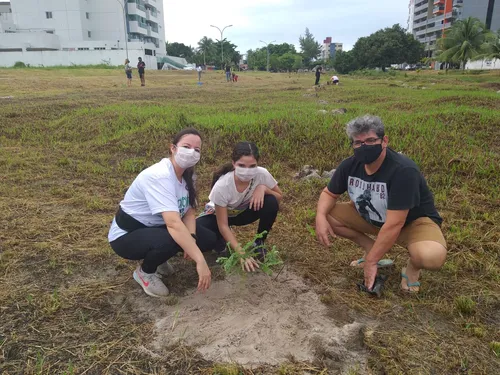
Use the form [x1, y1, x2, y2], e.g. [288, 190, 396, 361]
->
[260, 40, 275, 72]
[210, 24, 233, 66]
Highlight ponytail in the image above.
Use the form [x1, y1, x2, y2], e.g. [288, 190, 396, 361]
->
[211, 163, 234, 188]
[183, 167, 197, 208]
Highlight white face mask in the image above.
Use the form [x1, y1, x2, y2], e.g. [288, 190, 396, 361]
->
[174, 146, 200, 169]
[235, 166, 258, 182]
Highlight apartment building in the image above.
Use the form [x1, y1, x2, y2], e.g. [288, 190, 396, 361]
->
[321, 37, 343, 61]
[409, 0, 500, 57]
[0, 0, 166, 67]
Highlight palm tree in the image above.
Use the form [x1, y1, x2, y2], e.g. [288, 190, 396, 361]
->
[436, 17, 492, 70]
[475, 30, 500, 62]
[197, 36, 215, 66]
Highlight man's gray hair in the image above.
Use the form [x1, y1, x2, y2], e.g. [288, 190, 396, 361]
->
[346, 115, 385, 140]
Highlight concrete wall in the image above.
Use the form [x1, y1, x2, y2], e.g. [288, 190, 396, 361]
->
[466, 58, 500, 70]
[0, 11, 14, 32]
[87, 0, 126, 43]
[459, 0, 500, 31]
[0, 31, 61, 49]
[6, 0, 166, 56]
[0, 49, 158, 68]
[153, 0, 166, 55]
[461, 0, 489, 24]
[0, 2, 11, 13]
[12, 0, 88, 42]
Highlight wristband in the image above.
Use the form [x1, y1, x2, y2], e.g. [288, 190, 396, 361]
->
[191, 233, 197, 241]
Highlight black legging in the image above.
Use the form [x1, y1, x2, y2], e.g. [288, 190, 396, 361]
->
[110, 221, 216, 274]
[196, 194, 279, 244]
[110, 195, 279, 273]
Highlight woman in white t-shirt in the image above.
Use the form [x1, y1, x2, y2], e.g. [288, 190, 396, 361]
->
[108, 128, 212, 298]
[197, 142, 283, 272]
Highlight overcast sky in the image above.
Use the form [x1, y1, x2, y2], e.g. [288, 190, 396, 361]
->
[163, 0, 410, 54]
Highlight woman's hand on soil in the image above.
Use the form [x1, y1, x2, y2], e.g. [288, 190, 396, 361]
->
[249, 185, 266, 211]
[241, 257, 260, 272]
[196, 261, 211, 291]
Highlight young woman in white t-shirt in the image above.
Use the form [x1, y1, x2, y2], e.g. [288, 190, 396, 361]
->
[197, 142, 283, 272]
[108, 128, 212, 297]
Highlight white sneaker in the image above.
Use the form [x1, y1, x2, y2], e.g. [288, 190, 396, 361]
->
[133, 266, 170, 297]
[156, 261, 175, 277]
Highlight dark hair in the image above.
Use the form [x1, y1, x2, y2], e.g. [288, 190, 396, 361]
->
[172, 128, 202, 208]
[211, 141, 260, 187]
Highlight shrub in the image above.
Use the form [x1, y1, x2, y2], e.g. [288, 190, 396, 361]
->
[455, 296, 476, 315]
[216, 232, 283, 276]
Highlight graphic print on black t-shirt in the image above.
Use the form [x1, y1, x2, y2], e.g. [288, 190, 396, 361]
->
[348, 177, 387, 226]
[327, 148, 443, 228]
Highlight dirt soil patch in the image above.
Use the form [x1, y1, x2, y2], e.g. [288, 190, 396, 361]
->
[480, 82, 500, 91]
[147, 268, 369, 370]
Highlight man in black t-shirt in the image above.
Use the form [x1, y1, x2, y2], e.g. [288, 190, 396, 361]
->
[316, 115, 447, 293]
[137, 57, 146, 86]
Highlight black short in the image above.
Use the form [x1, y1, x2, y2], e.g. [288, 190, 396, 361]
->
[139, 71, 145, 78]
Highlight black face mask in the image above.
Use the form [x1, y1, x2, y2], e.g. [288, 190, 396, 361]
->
[354, 144, 383, 164]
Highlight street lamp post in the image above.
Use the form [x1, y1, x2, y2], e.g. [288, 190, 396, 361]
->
[210, 24, 232, 67]
[260, 40, 275, 72]
[115, 0, 129, 59]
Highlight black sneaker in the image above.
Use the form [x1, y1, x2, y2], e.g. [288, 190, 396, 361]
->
[214, 237, 229, 257]
[253, 238, 267, 262]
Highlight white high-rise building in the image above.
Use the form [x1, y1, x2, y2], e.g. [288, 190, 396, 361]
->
[0, 0, 167, 67]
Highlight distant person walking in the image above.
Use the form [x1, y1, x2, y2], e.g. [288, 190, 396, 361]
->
[137, 57, 146, 86]
[124, 59, 132, 87]
[225, 64, 231, 82]
[197, 65, 202, 82]
[315, 67, 323, 86]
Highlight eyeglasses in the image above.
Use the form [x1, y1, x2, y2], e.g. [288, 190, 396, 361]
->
[351, 137, 382, 148]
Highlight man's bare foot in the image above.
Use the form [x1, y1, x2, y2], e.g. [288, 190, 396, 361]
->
[400, 266, 421, 293]
[350, 258, 365, 267]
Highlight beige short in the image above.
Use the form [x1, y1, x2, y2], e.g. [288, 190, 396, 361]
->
[329, 202, 447, 248]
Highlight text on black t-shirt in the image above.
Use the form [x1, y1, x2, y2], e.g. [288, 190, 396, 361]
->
[327, 148, 442, 227]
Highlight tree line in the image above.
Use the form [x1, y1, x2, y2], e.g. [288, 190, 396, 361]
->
[165, 37, 241, 67]
[166, 18, 500, 72]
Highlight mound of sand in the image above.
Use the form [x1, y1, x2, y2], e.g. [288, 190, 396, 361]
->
[151, 268, 369, 370]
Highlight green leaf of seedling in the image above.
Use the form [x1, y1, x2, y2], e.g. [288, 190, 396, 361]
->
[216, 231, 283, 276]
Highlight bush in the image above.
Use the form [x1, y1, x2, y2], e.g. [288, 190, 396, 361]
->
[13, 61, 26, 68]
[490, 341, 500, 357]
[349, 69, 397, 77]
[466, 70, 484, 75]
[455, 296, 476, 315]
